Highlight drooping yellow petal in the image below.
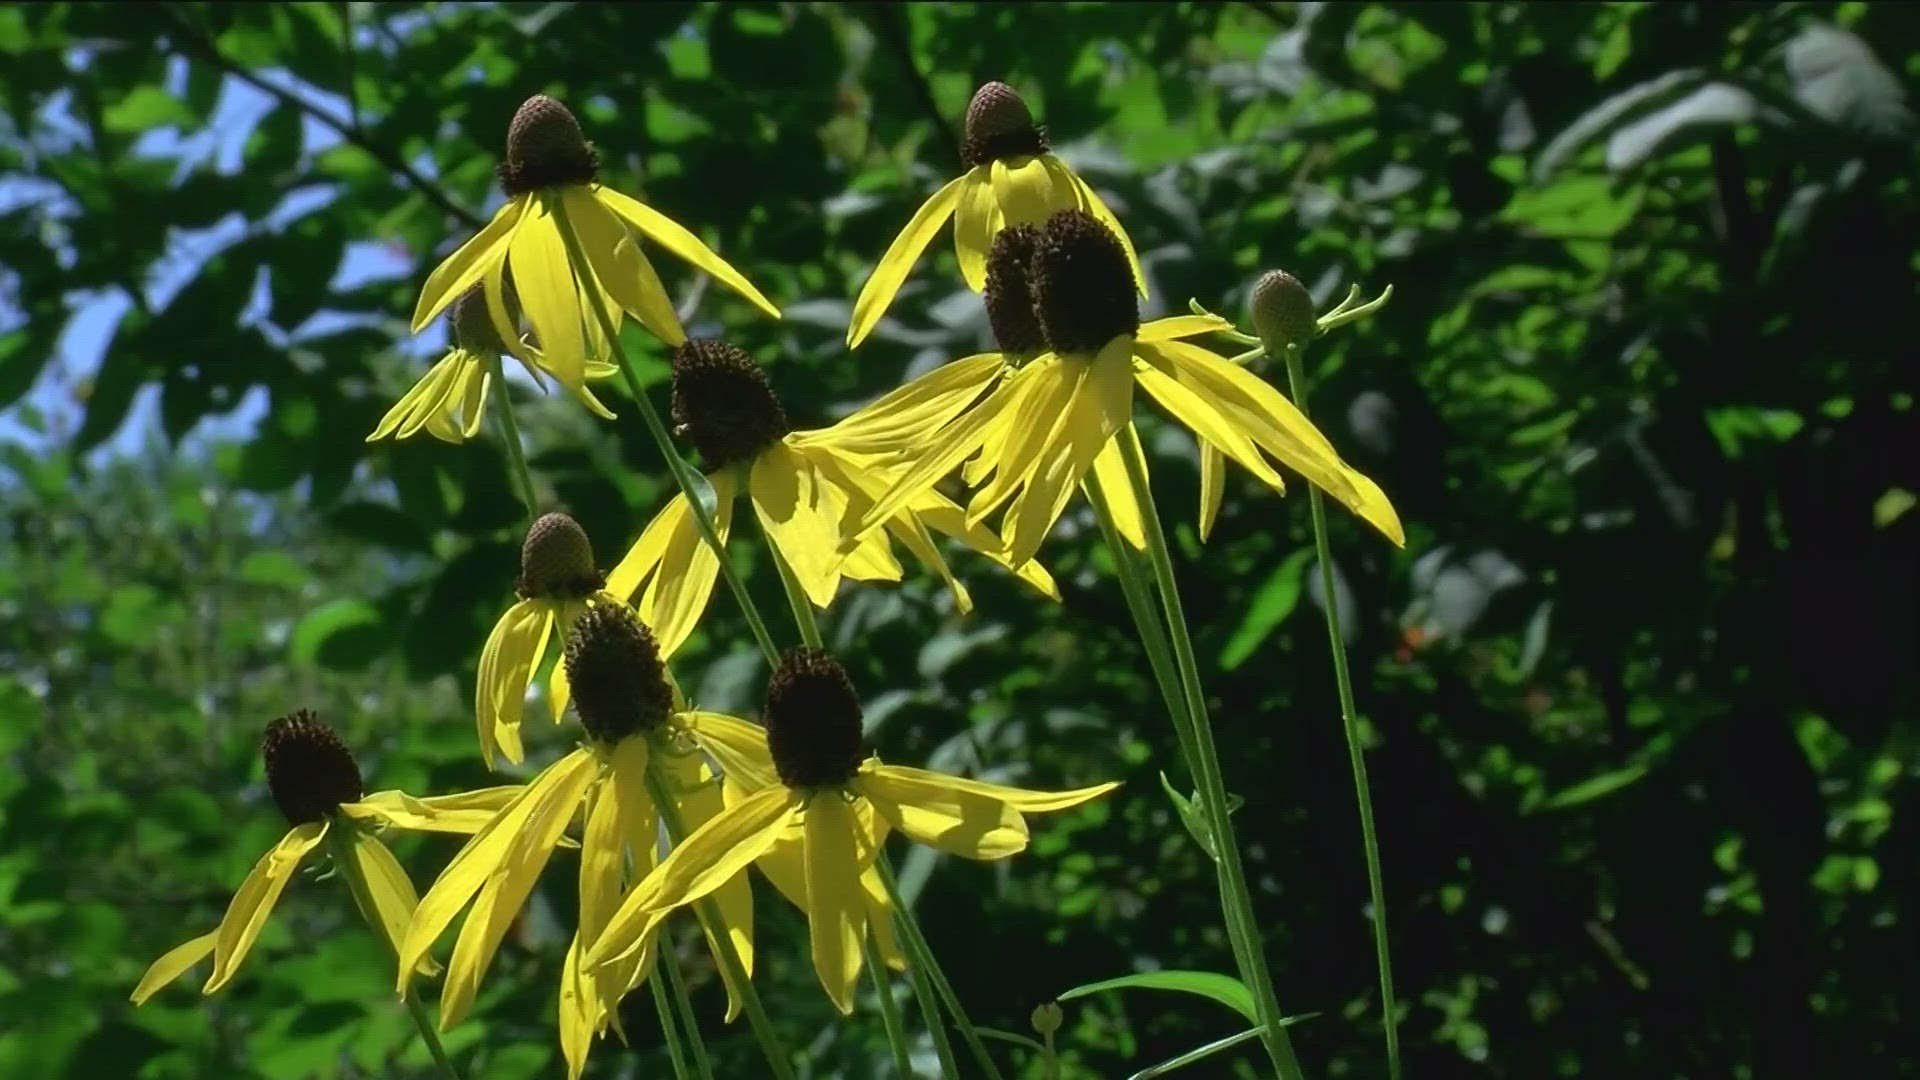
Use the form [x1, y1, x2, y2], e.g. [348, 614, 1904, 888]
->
[608, 470, 738, 660]
[1198, 442, 1227, 542]
[967, 357, 1084, 527]
[398, 748, 595, 994]
[453, 354, 493, 440]
[862, 869, 907, 973]
[990, 155, 1067, 227]
[368, 351, 461, 443]
[343, 787, 523, 836]
[511, 195, 588, 391]
[849, 173, 970, 348]
[855, 768, 1030, 860]
[594, 185, 780, 321]
[412, 198, 525, 333]
[850, 376, 1020, 546]
[1053, 158, 1146, 298]
[684, 711, 778, 792]
[205, 820, 328, 993]
[1086, 428, 1147, 550]
[131, 931, 217, 1005]
[1001, 343, 1135, 567]
[952, 167, 1000, 292]
[797, 353, 1005, 456]
[440, 749, 599, 1030]
[1133, 342, 1286, 492]
[587, 786, 799, 970]
[1155, 339, 1404, 546]
[750, 442, 848, 609]
[344, 827, 442, 978]
[667, 750, 755, 1022]
[804, 793, 868, 1015]
[907, 493, 1061, 603]
[559, 934, 598, 1080]
[875, 764, 1120, 814]
[1137, 314, 1232, 342]
[473, 600, 554, 769]
[564, 186, 686, 348]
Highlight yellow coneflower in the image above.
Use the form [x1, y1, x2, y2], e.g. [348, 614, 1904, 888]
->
[474, 512, 622, 769]
[850, 209, 1405, 568]
[410, 94, 779, 398]
[400, 604, 768, 1080]
[847, 81, 1143, 349]
[369, 283, 622, 443]
[606, 339, 1058, 660]
[131, 712, 520, 1004]
[585, 648, 1117, 1015]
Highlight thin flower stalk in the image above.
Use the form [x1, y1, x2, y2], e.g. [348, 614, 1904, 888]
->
[548, 196, 782, 668]
[1116, 434, 1306, 1080]
[488, 356, 539, 531]
[645, 973, 695, 1080]
[865, 935, 918, 1079]
[658, 945, 716, 1080]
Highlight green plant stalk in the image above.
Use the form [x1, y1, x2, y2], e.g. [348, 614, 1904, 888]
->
[647, 969, 696, 1080]
[764, 542, 986, 1080]
[321, 825, 464, 1080]
[643, 766, 799, 1080]
[1083, 476, 1263, 988]
[875, 857, 1006, 1080]
[865, 938, 920, 1079]
[659, 933, 717, 1080]
[487, 354, 539, 531]
[897, 907, 963, 1080]
[1280, 344, 1400, 1079]
[1115, 435, 1305, 1080]
[550, 196, 781, 668]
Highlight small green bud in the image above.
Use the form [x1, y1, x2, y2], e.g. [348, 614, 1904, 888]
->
[1249, 270, 1318, 351]
[1030, 1000, 1064, 1037]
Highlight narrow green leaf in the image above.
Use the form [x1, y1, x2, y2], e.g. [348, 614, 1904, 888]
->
[1543, 762, 1650, 810]
[1058, 970, 1256, 1024]
[1219, 548, 1314, 670]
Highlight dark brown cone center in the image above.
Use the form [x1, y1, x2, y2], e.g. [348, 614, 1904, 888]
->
[263, 710, 364, 825]
[563, 604, 674, 744]
[670, 340, 791, 471]
[764, 648, 865, 789]
[1030, 209, 1139, 355]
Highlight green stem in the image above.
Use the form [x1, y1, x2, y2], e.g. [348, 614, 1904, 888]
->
[642, 765, 798, 1080]
[660, 935, 717, 1080]
[875, 857, 1005, 1080]
[1083, 474, 1262, 988]
[1280, 344, 1400, 1080]
[549, 196, 781, 668]
[1115, 434, 1305, 1080]
[767, 542, 823, 650]
[322, 825, 464, 1080]
[647, 967, 696, 1080]
[865, 938, 920, 1079]
[487, 354, 539, 531]
[889, 873, 961, 1080]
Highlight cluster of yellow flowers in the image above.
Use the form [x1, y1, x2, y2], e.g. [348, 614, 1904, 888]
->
[133, 83, 1401, 1077]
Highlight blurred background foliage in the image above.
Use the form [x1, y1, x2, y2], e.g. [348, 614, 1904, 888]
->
[2, 2, 1915, 1077]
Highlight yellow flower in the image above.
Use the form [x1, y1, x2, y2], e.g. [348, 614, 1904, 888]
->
[370, 283, 621, 443]
[851, 209, 1406, 569]
[847, 81, 1143, 349]
[409, 94, 778, 398]
[607, 339, 1058, 660]
[401, 605, 770, 1079]
[476, 512, 622, 769]
[585, 649, 1117, 1015]
[131, 712, 518, 1005]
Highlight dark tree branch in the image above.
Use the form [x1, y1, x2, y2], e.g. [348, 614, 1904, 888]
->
[871, 3, 962, 172]
[158, 4, 484, 231]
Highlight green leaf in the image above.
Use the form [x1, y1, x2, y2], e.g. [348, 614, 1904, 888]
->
[290, 599, 385, 670]
[1129, 1026, 1267, 1079]
[1533, 69, 1704, 180]
[1607, 83, 1757, 173]
[102, 86, 195, 134]
[1058, 970, 1257, 1024]
[1219, 548, 1314, 670]
[238, 550, 310, 590]
[1786, 25, 1914, 139]
[1543, 762, 1649, 810]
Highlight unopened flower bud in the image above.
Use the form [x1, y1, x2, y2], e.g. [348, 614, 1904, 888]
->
[1249, 270, 1318, 351]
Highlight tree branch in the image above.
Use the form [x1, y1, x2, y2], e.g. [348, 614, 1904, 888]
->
[158, 4, 484, 231]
